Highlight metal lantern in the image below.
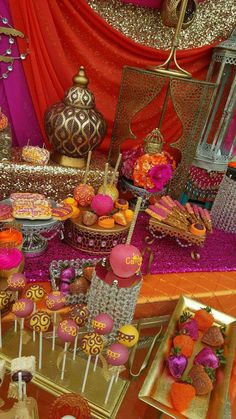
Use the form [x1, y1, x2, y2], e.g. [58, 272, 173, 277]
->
[193, 29, 236, 172]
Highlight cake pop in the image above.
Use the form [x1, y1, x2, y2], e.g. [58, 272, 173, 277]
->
[109, 244, 142, 278]
[45, 291, 65, 351]
[117, 324, 139, 348]
[8, 273, 26, 333]
[69, 304, 89, 327]
[91, 163, 114, 216]
[58, 319, 78, 380]
[81, 332, 104, 393]
[92, 313, 114, 335]
[92, 313, 114, 371]
[73, 151, 95, 207]
[12, 298, 34, 357]
[25, 285, 46, 342]
[105, 343, 129, 404]
[30, 311, 51, 369]
[69, 306, 89, 361]
[0, 290, 12, 348]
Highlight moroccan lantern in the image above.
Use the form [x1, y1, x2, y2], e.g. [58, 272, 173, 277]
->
[44, 66, 107, 168]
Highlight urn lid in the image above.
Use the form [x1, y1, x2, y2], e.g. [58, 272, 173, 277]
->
[64, 66, 95, 109]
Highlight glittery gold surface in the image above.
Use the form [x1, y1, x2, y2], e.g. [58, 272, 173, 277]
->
[87, 0, 236, 50]
[0, 149, 117, 202]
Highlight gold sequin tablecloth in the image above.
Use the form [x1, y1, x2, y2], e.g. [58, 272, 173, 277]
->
[0, 149, 116, 201]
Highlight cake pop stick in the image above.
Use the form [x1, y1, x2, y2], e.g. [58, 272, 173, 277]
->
[7, 273, 26, 333]
[73, 334, 79, 361]
[12, 298, 34, 357]
[111, 153, 122, 185]
[30, 311, 51, 369]
[45, 291, 65, 351]
[81, 332, 104, 393]
[115, 366, 121, 383]
[126, 197, 142, 245]
[102, 163, 109, 195]
[105, 343, 129, 404]
[25, 285, 46, 342]
[58, 319, 77, 380]
[83, 151, 92, 184]
[0, 291, 12, 348]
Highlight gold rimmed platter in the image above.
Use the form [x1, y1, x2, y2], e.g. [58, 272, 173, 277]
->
[139, 295, 236, 419]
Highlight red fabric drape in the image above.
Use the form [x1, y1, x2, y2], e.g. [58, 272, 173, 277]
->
[9, 0, 216, 152]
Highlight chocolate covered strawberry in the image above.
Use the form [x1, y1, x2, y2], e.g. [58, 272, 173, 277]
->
[170, 381, 195, 413]
[202, 325, 224, 347]
[194, 306, 214, 331]
[167, 348, 187, 379]
[189, 364, 214, 395]
[194, 347, 219, 369]
[179, 311, 199, 340]
[173, 334, 194, 358]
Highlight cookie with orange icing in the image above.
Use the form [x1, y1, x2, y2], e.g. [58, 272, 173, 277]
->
[190, 223, 206, 236]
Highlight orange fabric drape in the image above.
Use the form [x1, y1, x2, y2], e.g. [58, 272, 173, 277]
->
[9, 0, 217, 152]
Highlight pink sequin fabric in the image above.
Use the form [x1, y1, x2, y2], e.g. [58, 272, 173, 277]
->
[24, 213, 236, 281]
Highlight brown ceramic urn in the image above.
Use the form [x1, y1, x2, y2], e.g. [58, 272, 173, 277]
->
[44, 66, 107, 168]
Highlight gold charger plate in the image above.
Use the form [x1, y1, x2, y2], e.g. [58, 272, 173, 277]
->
[139, 295, 236, 419]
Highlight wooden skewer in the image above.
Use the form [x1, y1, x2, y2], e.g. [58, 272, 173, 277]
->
[83, 151, 92, 184]
[126, 197, 142, 244]
[111, 153, 122, 185]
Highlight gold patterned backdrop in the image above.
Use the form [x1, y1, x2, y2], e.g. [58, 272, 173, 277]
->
[87, 0, 236, 50]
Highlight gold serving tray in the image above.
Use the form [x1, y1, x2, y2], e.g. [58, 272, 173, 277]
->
[0, 328, 129, 419]
[139, 295, 236, 419]
[149, 218, 206, 246]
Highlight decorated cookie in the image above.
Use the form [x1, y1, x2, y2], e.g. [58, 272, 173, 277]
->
[0, 204, 12, 220]
[98, 216, 115, 229]
[52, 204, 74, 221]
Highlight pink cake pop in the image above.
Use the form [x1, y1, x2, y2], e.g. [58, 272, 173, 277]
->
[91, 313, 114, 371]
[92, 313, 114, 335]
[109, 244, 142, 278]
[46, 291, 65, 351]
[105, 343, 129, 404]
[12, 298, 34, 357]
[7, 273, 26, 333]
[57, 319, 78, 380]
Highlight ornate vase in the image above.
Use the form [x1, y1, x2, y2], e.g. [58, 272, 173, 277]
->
[44, 66, 107, 168]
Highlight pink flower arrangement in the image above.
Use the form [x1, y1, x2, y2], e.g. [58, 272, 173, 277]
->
[121, 146, 144, 179]
[147, 163, 173, 193]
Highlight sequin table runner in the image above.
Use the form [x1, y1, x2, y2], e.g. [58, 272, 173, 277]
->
[25, 213, 236, 279]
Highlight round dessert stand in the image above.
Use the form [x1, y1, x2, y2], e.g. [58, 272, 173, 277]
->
[120, 177, 166, 210]
[1, 199, 63, 257]
[21, 218, 64, 257]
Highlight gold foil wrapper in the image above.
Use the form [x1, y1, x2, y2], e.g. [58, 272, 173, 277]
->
[0, 148, 117, 202]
